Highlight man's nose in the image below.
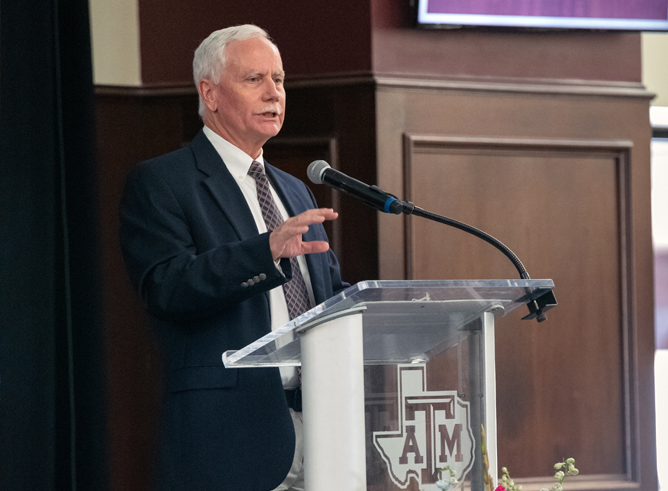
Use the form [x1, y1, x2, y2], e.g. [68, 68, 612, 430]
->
[264, 80, 282, 100]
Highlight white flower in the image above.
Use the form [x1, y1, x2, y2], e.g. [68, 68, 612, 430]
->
[437, 465, 459, 490]
[436, 472, 459, 491]
[436, 479, 453, 490]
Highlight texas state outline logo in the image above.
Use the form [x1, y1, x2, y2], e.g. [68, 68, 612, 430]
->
[373, 364, 476, 490]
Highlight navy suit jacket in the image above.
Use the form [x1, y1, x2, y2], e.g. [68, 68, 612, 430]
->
[120, 130, 348, 490]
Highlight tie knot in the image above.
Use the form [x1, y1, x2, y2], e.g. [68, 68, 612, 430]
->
[248, 160, 266, 181]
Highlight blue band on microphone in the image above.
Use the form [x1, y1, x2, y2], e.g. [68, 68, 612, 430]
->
[384, 197, 398, 213]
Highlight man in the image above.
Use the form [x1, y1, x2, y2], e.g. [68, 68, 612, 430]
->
[120, 25, 348, 491]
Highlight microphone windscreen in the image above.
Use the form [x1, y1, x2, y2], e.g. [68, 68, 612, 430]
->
[307, 160, 331, 185]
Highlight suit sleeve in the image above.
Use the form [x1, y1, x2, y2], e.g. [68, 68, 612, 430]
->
[119, 163, 292, 321]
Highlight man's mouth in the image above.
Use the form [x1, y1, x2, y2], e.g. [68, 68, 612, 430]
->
[258, 107, 282, 118]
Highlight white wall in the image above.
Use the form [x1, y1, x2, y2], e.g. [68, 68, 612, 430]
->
[643, 33, 668, 250]
[644, 31, 668, 491]
[89, 0, 141, 86]
[643, 33, 668, 107]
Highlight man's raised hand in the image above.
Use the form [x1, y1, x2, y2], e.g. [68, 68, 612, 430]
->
[269, 208, 338, 260]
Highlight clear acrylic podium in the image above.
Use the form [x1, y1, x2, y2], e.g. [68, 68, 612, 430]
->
[223, 279, 555, 491]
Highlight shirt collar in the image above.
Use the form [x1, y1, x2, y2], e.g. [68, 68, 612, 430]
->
[202, 125, 265, 181]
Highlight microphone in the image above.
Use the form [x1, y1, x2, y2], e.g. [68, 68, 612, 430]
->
[306, 159, 557, 321]
[307, 160, 405, 214]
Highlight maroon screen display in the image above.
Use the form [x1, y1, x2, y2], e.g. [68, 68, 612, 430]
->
[426, 0, 668, 20]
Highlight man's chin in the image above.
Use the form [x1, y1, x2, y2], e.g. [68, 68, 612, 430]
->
[256, 123, 283, 139]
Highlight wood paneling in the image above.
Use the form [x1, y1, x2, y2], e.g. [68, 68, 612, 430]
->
[95, 90, 201, 491]
[137, 0, 373, 84]
[95, 19, 657, 491]
[133, 0, 642, 85]
[277, 82, 380, 285]
[95, 84, 378, 490]
[404, 135, 635, 480]
[371, 29, 642, 83]
[264, 136, 342, 250]
[374, 79, 655, 490]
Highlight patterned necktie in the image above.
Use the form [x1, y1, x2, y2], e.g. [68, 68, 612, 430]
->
[248, 161, 311, 319]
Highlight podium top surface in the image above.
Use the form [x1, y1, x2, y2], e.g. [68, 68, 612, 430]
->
[223, 279, 554, 368]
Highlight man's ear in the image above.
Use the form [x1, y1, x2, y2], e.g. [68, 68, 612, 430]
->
[198, 79, 218, 112]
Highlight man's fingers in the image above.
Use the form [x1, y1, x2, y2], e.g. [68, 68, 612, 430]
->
[278, 208, 337, 238]
[293, 208, 337, 225]
[279, 222, 310, 236]
[300, 240, 329, 255]
[290, 216, 328, 228]
[269, 208, 338, 259]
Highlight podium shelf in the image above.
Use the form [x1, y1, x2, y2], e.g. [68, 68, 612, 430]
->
[222, 279, 554, 368]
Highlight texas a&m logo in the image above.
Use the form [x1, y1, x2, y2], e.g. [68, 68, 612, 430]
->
[373, 365, 475, 490]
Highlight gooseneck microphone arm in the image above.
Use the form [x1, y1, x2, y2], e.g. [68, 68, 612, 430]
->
[405, 204, 555, 322]
[307, 159, 529, 279]
[406, 204, 531, 281]
[307, 160, 557, 322]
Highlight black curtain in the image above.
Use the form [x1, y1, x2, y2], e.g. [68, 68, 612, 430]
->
[0, 0, 108, 489]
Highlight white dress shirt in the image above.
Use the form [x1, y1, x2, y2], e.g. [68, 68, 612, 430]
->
[203, 126, 314, 388]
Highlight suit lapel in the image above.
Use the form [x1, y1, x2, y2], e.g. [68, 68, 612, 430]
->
[190, 131, 259, 241]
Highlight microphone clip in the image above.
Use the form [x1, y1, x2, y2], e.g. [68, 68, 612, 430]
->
[521, 289, 558, 322]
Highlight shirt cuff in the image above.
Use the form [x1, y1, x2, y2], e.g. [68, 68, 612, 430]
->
[274, 258, 284, 275]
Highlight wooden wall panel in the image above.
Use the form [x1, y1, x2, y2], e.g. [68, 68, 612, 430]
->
[95, 90, 201, 491]
[95, 78, 657, 491]
[94, 38, 656, 491]
[374, 81, 655, 490]
[277, 82, 380, 285]
[137, 0, 373, 84]
[91, 0, 660, 487]
[264, 136, 342, 250]
[371, 29, 642, 83]
[95, 84, 379, 490]
[404, 136, 632, 478]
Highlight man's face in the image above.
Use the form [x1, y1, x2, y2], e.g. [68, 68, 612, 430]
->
[201, 37, 286, 158]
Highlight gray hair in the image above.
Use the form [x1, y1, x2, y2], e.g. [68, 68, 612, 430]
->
[193, 24, 271, 117]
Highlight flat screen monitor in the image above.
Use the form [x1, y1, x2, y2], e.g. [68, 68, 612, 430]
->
[416, 0, 668, 31]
